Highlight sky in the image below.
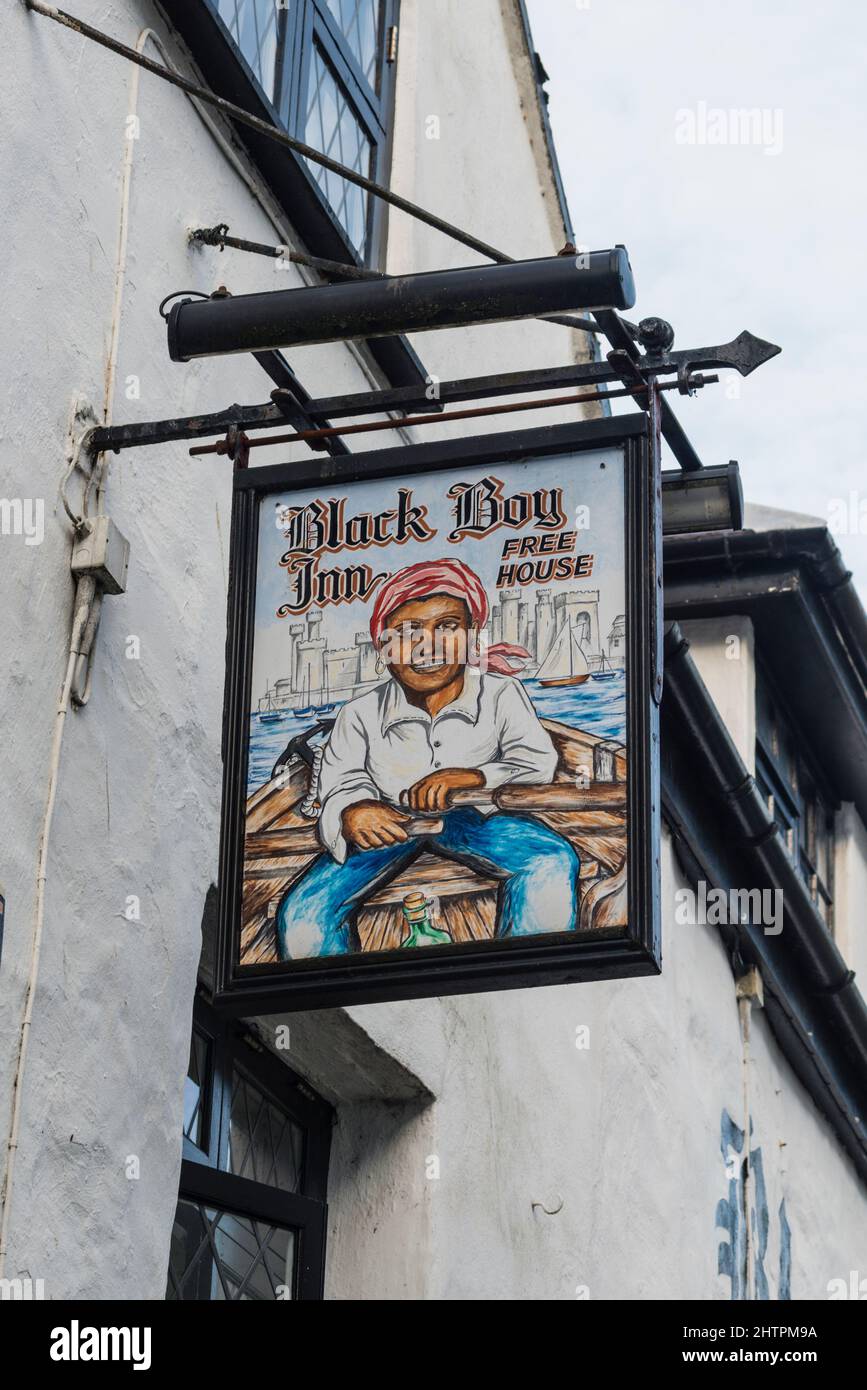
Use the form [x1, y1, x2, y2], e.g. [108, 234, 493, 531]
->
[526, 0, 867, 594]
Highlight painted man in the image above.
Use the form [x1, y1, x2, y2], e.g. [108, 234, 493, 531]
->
[276, 558, 580, 958]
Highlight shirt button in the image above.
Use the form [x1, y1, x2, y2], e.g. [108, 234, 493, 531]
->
[433, 739, 441, 747]
[433, 760, 441, 768]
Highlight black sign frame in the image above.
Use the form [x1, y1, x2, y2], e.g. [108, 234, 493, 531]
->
[213, 412, 661, 1014]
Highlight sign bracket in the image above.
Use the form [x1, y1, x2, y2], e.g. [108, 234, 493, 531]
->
[87, 325, 778, 476]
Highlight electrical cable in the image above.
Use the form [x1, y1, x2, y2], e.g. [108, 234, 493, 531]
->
[58, 426, 92, 531]
[70, 588, 104, 708]
[0, 575, 97, 1278]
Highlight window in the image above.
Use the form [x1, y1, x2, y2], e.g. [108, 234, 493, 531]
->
[756, 668, 836, 929]
[167, 996, 332, 1300]
[202, 0, 397, 262]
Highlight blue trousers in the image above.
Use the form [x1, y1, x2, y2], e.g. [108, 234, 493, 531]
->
[276, 807, 581, 959]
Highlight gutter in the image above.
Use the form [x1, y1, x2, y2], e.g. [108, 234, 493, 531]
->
[664, 526, 867, 824]
[664, 526, 867, 691]
[662, 622, 867, 1183]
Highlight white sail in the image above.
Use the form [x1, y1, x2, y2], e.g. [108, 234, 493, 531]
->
[537, 621, 589, 681]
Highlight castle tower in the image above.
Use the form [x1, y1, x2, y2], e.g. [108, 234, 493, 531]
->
[518, 601, 529, 652]
[325, 647, 357, 695]
[499, 588, 521, 645]
[608, 615, 626, 665]
[296, 611, 326, 702]
[355, 630, 379, 685]
[289, 622, 305, 690]
[554, 589, 601, 653]
[535, 589, 554, 664]
[296, 641, 326, 703]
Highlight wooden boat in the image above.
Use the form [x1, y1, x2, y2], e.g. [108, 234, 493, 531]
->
[240, 714, 628, 966]
[294, 668, 315, 719]
[257, 686, 283, 722]
[590, 653, 618, 681]
[313, 668, 335, 715]
[537, 620, 590, 687]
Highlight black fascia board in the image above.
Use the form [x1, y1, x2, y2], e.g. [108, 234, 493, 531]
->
[663, 527, 867, 823]
[662, 623, 867, 1186]
[157, 0, 429, 392]
[514, 0, 575, 243]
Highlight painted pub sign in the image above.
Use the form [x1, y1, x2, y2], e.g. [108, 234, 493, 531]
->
[215, 415, 661, 1011]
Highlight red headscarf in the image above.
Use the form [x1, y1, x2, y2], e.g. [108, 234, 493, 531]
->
[369, 558, 530, 676]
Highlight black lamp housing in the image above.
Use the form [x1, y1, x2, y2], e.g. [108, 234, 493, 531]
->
[166, 248, 636, 361]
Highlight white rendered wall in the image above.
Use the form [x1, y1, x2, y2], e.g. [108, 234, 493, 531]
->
[0, 0, 400, 1297]
[316, 830, 867, 1300]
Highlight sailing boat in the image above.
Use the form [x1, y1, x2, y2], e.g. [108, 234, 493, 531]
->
[315, 666, 335, 715]
[258, 681, 282, 722]
[295, 667, 315, 719]
[590, 652, 618, 682]
[537, 620, 591, 688]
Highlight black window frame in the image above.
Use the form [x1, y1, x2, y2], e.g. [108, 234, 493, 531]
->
[169, 992, 333, 1300]
[756, 661, 836, 930]
[195, 0, 399, 267]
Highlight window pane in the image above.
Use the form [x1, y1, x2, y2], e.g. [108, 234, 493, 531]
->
[215, 0, 282, 103]
[757, 675, 835, 919]
[325, 0, 382, 88]
[304, 44, 373, 255]
[227, 1068, 305, 1192]
[183, 1030, 209, 1148]
[166, 1199, 295, 1300]
[816, 810, 832, 886]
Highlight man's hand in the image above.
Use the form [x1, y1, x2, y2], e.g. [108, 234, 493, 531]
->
[342, 800, 411, 850]
[405, 767, 485, 813]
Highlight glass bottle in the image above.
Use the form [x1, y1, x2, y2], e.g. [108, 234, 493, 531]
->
[400, 890, 451, 948]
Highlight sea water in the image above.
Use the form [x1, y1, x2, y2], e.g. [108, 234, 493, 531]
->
[246, 671, 626, 796]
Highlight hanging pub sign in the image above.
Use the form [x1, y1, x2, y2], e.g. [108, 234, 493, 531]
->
[214, 413, 661, 1012]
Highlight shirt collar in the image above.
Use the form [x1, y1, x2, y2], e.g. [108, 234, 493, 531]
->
[381, 666, 482, 733]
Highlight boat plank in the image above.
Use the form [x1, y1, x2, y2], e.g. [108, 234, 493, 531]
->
[246, 764, 309, 831]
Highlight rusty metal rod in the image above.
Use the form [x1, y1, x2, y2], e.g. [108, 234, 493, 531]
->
[188, 376, 717, 455]
[189, 225, 385, 280]
[23, 1, 529, 268]
[23, 1, 601, 336]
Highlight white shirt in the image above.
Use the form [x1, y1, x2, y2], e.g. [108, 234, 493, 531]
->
[316, 667, 557, 862]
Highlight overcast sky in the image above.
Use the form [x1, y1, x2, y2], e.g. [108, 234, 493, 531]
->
[527, 0, 867, 593]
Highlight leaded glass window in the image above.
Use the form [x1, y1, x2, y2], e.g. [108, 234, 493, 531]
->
[167, 998, 331, 1301]
[183, 1030, 209, 1148]
[756, 667, 836, 929]
[325, 0, 381, 88]
[214, 0, 283, 102]
[227, 1067, 305, 1191]
[304, 44, 373, 255]
[202, 0, 396, 263]
[167, 1200, 296, 1301]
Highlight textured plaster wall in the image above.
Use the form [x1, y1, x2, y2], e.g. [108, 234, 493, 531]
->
[679, 616, 755, 772]
[0, 0, 397, 1297]
[320, 831, 867, 1300]
[1, 0, 866, 1304]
